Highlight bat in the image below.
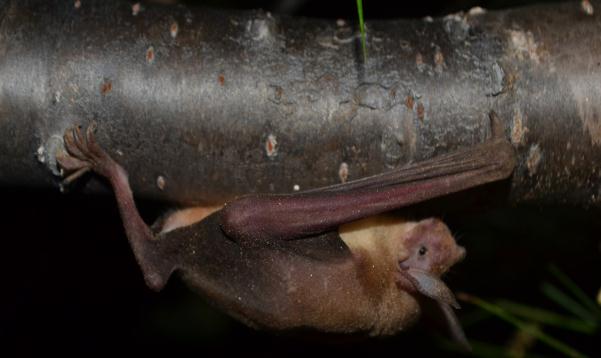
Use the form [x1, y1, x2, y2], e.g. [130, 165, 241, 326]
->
[56, 112, 515, 348]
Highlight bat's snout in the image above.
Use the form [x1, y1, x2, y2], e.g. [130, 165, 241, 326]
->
[455, 245, 466, 263]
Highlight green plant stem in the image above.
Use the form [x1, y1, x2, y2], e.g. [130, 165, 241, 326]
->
[356, 0, 367, 62]
[548, 265, 601, 319]
[541, 282, 597, 324]
[496, 300, 597, 334]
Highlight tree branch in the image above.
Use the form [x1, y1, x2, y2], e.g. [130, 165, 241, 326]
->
[1, 0, 600, 206]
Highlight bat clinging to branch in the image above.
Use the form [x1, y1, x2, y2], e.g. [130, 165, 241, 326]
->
[56, 112, 515, 347]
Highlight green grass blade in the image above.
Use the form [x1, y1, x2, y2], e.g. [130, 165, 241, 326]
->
[541, 282, 597, 324]
[459, 308, 493, 328]
[548, 265, 601, 319]
[496, 299, 597, 334]
[356, 0, 367, 62]
[459, 293, 589, 358]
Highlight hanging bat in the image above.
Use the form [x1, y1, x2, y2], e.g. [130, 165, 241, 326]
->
[56, 112, 515, 347]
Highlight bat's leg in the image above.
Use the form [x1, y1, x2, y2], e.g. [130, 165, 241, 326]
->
[57, 123, 174, 290]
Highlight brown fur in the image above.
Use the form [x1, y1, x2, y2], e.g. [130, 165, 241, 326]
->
[245, 216, 433, 335]
[159, 206, 222, 233]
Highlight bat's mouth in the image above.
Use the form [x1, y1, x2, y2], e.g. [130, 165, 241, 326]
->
[396, 265, 460, 309]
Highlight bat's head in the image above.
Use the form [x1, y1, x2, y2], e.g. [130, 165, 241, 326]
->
[339, 216, 464, 307]
[394, 218, 470, 349]
[397, 218, 465, 276]
[394, 218, 465, 309]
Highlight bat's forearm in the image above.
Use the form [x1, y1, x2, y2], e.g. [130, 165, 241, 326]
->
[221, 132, 515, 243]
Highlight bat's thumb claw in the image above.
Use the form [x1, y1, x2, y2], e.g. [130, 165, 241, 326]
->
[404, 268, 461, 309]
[489, 110, 504, 139]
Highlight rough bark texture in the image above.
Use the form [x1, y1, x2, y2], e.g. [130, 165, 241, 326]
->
[1, 0, 600, 206]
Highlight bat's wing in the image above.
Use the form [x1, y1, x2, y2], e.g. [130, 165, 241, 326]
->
[221, 113, 516, 244]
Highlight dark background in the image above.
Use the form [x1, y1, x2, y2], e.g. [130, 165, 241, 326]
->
[1, 0, 599, 356]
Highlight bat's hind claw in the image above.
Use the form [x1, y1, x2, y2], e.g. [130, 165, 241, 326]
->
[56, 121, 116, 185]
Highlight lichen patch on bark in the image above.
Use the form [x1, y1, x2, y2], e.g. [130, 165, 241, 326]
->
[526, 144, 542, 177]
[570, 77, 601, 145]
[507, 30, 545, 64]
[511, 107, 528, 146]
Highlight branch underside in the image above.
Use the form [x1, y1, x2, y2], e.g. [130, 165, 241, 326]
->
[0, 0, 600, 206]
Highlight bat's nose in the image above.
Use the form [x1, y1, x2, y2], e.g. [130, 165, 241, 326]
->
[455, 246, 466, 263]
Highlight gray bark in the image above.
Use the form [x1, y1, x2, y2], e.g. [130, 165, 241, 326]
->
[1, 0, 600, 206]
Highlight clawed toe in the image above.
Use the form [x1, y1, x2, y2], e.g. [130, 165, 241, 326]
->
[56, 151, 89, 172]
[63, 126, 87, 161]
[58, 121, 113, 185]
[85, 121, 108, 159]
[72, 125, 89, 156]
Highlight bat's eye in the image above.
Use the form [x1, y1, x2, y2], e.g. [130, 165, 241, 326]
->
[418, 246, 428, 256]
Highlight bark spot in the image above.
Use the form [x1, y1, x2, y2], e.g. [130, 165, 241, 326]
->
[271, 85, 283, 103]
[265, 134, 278, 158]
[248, 13, 274, 42]
[434, 49, 444, 72]
[354, 84, 391, 110]
[511, 108, 528, 146]
[468, 7, 486, 16]
[132, 3, 141, 16]
[415, 53, 425, 71]
[399, 40, 412, 52]
[443, 12, 470, 41]
[489, 62, 506, 96]
[156, 176, 166, 191]
[338, 162, 349, 183]
[581, 0, 594, 15]
[36, 145, 46, 164]
[416, 102, 425, 121]
[405, 95, 414, 110]
[434, 50, 444, 67]
[170, 22, 179, 38]
[146, 47, 155, 64]
[570, 77, 601, 145]
[526, 144, 542, 177]
[507, 30, 545, 64]
[74, 0, 81, 9]
[253, 20, 270, 40]
[100, 79, 112, 95]
[38, 135, 63, 176]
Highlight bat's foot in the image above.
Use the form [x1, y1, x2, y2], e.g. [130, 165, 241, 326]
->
[56, 122, 118, 187]
[56, 122, 173, 292]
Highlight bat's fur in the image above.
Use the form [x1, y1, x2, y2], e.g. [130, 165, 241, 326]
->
[145, 212, 463, 335]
